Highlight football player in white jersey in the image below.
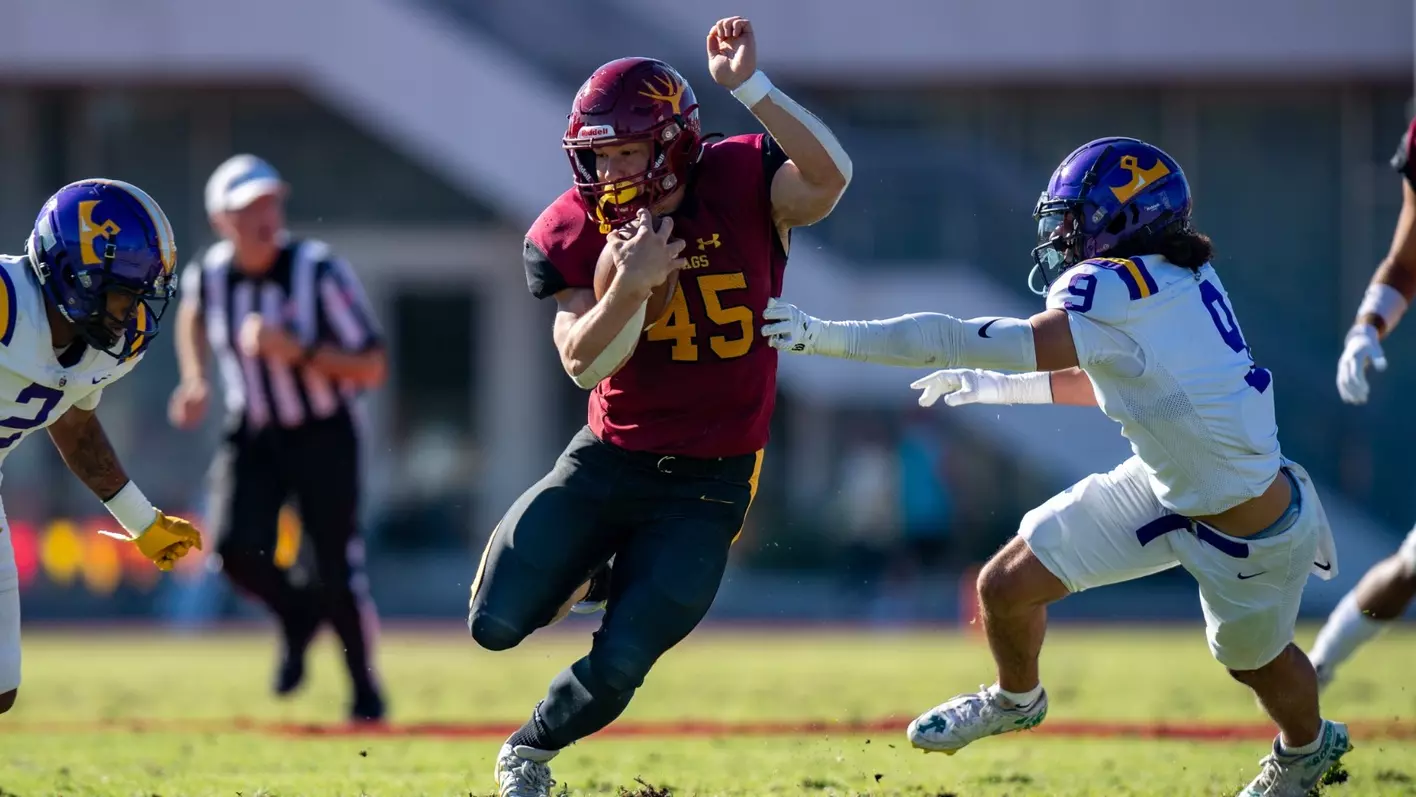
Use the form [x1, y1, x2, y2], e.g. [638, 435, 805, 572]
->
[1312, 114, 1416, 690]
[0, 179, 204, 716]
[763, 138, 1349, 796]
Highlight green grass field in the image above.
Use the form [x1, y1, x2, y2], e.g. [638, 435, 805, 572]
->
[3, 621, 1414, 796]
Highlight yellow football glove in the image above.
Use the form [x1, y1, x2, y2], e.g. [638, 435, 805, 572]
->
[99, 511, 204, 571]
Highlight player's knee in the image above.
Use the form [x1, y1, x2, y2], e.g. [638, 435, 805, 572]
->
[467, 610, 528, 652]
[0, 688, 17, 714]
[1222, 640, 1293, 680]
[977, 539, 1059, 612]
[590, 644, 652, 694]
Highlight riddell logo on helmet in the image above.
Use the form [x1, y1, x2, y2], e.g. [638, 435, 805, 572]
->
[577, 125, 616, 140]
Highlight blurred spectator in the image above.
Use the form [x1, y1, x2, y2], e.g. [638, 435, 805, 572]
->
[895, 411, 956, 573]
[831, 421, 900, 601]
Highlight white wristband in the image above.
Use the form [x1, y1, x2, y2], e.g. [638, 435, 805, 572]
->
[1003, 371, 1055, 405]
[730, 71, 774, 108]
[1357, 283, 1408, 330]
[104, 481, 158, 537]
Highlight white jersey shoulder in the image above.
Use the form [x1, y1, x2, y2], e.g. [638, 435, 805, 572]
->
[1044, 256, 1154, 325]
[1050, 255, 1280, 516]
[0, 255, 141, 472]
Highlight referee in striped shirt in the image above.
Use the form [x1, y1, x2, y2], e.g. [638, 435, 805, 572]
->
[169, 154, 387, 721]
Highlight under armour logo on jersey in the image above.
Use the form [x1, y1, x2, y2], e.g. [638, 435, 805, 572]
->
[697, 234, 722, 251]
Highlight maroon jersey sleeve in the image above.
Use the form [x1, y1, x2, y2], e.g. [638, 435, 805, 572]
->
[524, 189, 605, 300]
[702, 133, 788, 211]
[760, 134, 790, 190]
[1392, 116, 1416, 190]
[694, 133, 790, 264]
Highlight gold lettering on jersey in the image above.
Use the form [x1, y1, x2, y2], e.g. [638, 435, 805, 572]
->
[77, 201, 122, 266]
[697, 234, 722, 251]
[684, 255, 713, 271]
[643, 271, 754, 363]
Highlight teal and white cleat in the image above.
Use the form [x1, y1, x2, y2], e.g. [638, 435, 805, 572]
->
[906, 684, 1049, 754]
[1239, 720, 1352, 797]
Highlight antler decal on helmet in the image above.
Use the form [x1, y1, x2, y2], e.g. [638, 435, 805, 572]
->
[638, 74, 685, 115]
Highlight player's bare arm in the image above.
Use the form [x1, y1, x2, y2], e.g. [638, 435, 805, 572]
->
[1360, 180, 1416, 336]
[707, 17, 852, 230]
[47, 405, 128, 500]
[553, 210, 686, 384]
[47, 403, 203, 570]
[1048, 367, 1099, 406]
[1337, 174, 1416, 404]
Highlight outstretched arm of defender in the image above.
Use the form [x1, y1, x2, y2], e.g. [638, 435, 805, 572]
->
[761, 297, 1081, 373]
[908, 366, 1098, 408]
[47, 405, 203, 571]
[707, 17, 851, 228]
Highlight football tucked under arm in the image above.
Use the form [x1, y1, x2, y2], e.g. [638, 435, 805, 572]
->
[554, 288, 646, 390]
[565, 221, 686, 389]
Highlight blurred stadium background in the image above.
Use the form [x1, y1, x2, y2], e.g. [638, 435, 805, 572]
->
[3, 0, 1414, 630]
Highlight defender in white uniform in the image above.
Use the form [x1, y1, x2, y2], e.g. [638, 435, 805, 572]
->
[0, 179, 203, 715]
[762, 138, 1349, 796]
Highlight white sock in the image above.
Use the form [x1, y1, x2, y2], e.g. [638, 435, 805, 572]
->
[992, 683, 1043, 709]
[1310, 592, 1388, 671]
[1280, 723, 1326, 757]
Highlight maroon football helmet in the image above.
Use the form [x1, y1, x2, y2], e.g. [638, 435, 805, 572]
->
[563, 57, 703, 233]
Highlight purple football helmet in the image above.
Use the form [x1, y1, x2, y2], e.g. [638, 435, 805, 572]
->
[1030, 137, 1191, 293]
[26, 179, 177, 361]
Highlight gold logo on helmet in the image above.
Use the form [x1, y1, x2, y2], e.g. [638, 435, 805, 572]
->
[77, 201, 122, 266]
[638, 73, 685, 115]
[1109, 155, 1171, 203]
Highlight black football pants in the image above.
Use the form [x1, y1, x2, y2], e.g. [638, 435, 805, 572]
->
[467, 425, 758, 749]
[208, 411, 378, 693]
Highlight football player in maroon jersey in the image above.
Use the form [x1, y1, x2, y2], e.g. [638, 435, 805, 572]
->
[467, 17, 853, 795]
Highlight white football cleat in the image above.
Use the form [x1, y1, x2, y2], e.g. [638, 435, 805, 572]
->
[1239, 720, 1352, 797]
[494, 743, 558, 797]
[907, 684, 1049, 754]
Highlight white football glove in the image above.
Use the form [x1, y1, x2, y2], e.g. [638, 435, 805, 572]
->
[761, 297, 824, 354]
[1336, 323, 1386, 405]
[910, 369, 1053, 408]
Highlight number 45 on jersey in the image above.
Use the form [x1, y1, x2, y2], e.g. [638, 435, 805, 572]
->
[646, 271, 754, 362]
